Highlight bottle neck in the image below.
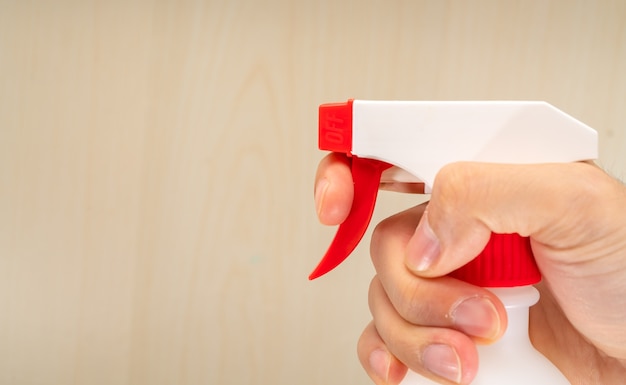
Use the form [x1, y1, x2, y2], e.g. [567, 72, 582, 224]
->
[486, 286, 539, 346]
[401, 285, 569, 384]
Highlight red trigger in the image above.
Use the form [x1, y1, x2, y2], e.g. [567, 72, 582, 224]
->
[309, 157, 392, 280]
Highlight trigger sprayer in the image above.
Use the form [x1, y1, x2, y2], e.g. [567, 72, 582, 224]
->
[310, 99, 597, 384]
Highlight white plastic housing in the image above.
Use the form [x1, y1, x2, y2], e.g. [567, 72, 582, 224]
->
[352, 100, 598, 191]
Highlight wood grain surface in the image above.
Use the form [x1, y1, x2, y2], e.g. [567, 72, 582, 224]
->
[0, 1, 625, 384]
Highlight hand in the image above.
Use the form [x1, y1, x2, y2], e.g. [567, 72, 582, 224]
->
[314, 153, 626, 384]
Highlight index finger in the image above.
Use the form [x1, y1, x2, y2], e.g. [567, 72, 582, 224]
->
[314, 153, 426, 225]
[314, 153, 354, 225]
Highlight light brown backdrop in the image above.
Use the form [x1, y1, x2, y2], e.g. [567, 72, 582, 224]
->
[1, 1, 625, 384]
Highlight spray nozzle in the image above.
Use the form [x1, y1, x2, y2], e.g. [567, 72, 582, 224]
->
[309, 99, 597, 281]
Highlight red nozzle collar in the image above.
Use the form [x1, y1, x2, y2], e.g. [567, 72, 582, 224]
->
[450, 233, 541, 287]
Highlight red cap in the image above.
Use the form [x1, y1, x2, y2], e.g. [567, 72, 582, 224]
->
[449, 233, 541, 287]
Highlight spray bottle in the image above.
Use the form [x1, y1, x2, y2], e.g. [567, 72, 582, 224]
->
[309, 100, 598, 384]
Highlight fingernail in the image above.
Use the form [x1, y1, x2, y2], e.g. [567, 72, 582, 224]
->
[422, 344, 461, 384]
[314, 178, 329, 217]
[451, 296, 501, 340]
[369, 349, 390, 382]
[406, 213, 440, 272]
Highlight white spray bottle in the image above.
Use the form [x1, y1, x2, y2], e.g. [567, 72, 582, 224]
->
[309, 100, 598, 384]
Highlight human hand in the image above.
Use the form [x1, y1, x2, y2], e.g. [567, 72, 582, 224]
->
[314, 153, 626, 384]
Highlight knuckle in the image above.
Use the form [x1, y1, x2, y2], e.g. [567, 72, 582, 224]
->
[571, 163, 615, 202]
[371, 215, 395, 245]
[371, 206, 425, 265]
[370, 215, 400, 266]
[396, 279, 436, 324]
[563, 163, 622, 225]
[432, 162, 476, 215]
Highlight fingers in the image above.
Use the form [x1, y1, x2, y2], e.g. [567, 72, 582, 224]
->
[314, 153, 354, 225]
[357, 321, 409, 385]
[370, 204, 506, 343]
[405, 161, 622, 277]
[366, 276, 479, 384]
[366, 204, 505, 384]
[313, 153, 426, 225]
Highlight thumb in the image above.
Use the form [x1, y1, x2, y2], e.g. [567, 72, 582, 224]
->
[405, 161, 615, 277]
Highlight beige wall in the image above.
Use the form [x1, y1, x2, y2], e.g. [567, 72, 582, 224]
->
[0, 1, 624, 384]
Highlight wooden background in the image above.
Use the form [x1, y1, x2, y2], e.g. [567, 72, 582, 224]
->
[1, 1, 625, 384]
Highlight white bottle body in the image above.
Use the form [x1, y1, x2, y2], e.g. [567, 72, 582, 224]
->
[400, 286, 570, 384]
